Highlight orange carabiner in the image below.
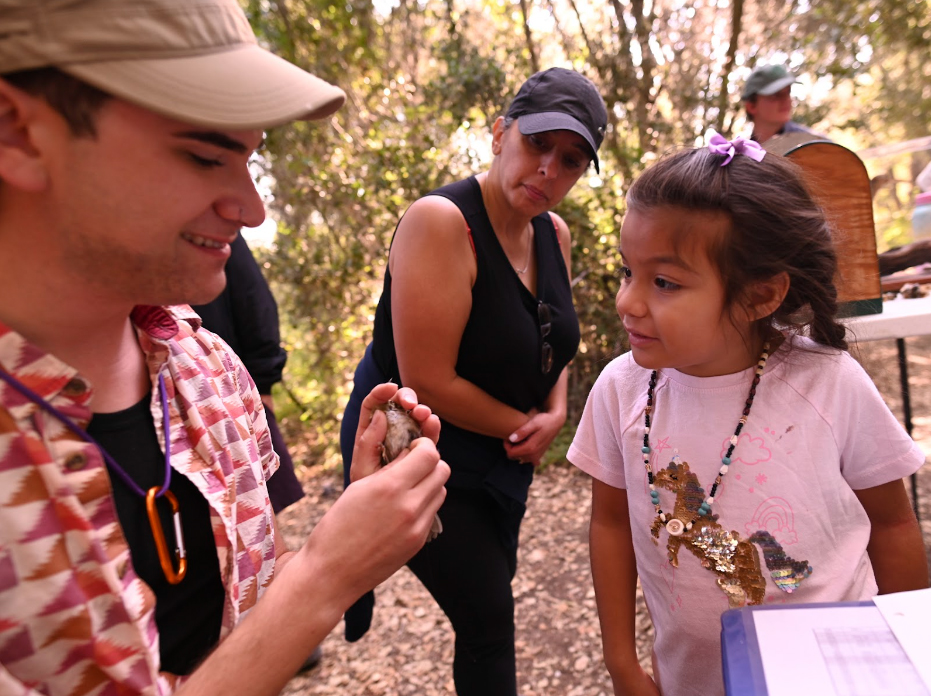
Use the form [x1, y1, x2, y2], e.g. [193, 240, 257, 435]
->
[146, 486, 187, 585]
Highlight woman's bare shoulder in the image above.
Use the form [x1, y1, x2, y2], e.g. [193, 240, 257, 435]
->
[393, 194, 473, 255]
[391, 194, 476, 277]
[400, 194, 467, 233]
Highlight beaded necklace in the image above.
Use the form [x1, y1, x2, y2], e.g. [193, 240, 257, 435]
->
[642, 342, 770, 537]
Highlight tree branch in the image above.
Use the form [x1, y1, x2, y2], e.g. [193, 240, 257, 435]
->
[716, 0, 744, 135]
[518, 0, 540, 74]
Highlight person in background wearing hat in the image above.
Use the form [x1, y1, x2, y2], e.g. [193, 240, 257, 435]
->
[193, 232, 308, 523]
[742, 64, 817, 144]
[0, 1, 449, 695]
[192, 231, 324, 672]
[338, 67, 607, 695]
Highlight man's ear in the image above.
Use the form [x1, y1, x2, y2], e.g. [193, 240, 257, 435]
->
[744, 271, 790, 321]
[743, 98, 757, 119]
[0, 78, 50, 193]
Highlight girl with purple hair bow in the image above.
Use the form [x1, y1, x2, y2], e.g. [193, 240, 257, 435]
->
[707, 129, 766, 166]
[566, 133, 928, 696]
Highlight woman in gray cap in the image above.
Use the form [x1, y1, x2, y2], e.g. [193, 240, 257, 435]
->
[340, 67, 607, 695]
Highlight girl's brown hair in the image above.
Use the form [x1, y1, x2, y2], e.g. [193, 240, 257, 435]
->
[626, 146, 848, 350]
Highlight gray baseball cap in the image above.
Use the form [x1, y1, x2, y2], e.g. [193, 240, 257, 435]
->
[505, 67, 608, 173]
[742, 65, 799, 100]
[0, 0, 346, 130]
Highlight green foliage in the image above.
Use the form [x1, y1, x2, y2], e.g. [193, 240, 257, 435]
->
[537, 421, 578, 471]
[876, 210, 916, 253]
[244, 0, 931, 468]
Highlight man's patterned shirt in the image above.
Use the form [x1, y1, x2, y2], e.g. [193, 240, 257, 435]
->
[0, 305, 280, 695]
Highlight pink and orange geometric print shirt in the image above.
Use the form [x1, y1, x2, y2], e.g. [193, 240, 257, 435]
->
[0, 305, 280, 695]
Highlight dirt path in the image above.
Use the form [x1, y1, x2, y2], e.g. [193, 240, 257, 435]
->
[277, 336, 931, 696]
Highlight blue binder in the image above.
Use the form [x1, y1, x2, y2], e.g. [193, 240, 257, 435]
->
[720, 601, 876, 696]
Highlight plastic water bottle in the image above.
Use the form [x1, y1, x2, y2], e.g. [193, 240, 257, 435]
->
[913, 191, 931, 240]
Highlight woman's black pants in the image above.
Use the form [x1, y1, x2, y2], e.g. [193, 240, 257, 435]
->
[340, 345, 524, 695]
[406, 487, 523, 696]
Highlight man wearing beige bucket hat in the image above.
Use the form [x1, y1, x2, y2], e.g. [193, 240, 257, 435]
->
[0, 1, 449, 694]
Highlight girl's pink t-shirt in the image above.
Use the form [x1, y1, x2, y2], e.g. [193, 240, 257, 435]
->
[569, 336, 925, 696]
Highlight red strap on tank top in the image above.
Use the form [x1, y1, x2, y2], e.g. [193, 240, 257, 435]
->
[549, 213, 562, 253]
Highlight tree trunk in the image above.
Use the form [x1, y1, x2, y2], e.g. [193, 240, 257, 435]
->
[518, 0, 540, 74]
[716, 0, 744, 134]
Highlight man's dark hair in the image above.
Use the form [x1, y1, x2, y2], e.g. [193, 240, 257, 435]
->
[3, 68, 110, 137]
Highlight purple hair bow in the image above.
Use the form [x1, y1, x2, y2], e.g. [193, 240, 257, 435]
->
[707, 130, 766, 166]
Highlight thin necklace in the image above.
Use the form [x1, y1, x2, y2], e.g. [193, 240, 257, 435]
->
[643, 342, 770, 537]
[513, 224, 533, 275]
[0, 369, 188, 584]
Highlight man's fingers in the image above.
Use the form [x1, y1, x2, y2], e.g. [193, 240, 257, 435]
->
[393, 387, 420, 410]
[397, 392, 440, 442]
[420, 458, 450, 516]
[353, 384, 441, 476]
[418, 413, 441, 444]
[406, 454, 450, 541]
[380, 437, 443, 483]
[355, 382, 400, 441]
[351, 409, 388, 482]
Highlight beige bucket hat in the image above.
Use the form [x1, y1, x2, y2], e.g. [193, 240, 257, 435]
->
[0, 0, 346, 129]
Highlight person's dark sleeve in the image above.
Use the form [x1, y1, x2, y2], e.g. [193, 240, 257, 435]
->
[196, 233, 287, 394]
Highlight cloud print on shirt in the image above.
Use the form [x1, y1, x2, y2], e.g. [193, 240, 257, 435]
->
[720, 434, 772, 466]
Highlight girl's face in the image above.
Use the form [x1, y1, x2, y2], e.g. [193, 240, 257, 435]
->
[616, 206, 759, 377]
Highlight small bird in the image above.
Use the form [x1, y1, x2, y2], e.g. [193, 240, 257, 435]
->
[377, 401, 443, 541]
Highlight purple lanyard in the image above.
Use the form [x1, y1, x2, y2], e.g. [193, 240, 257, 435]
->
[0, 367, 187, 584]
[0, 369, 172, 497]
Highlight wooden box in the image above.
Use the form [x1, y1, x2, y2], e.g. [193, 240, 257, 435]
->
[764, 133, 883, 316]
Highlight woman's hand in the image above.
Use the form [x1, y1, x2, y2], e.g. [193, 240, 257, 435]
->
[502, 407, 566, 466]
[351, 383, 441, 483]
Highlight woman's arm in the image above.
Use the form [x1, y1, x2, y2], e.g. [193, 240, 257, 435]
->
[590, 479, 661, 696]
[503, 367, 567, 465]
[855, 478, 929, 594]
[389, 195, 532, 439]
[503, 212, 574, 464]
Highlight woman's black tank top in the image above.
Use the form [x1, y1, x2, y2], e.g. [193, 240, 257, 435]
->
[371, 176, 580, 502]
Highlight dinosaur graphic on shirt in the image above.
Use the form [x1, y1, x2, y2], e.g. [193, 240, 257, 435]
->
[650, 459, 812, 607]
